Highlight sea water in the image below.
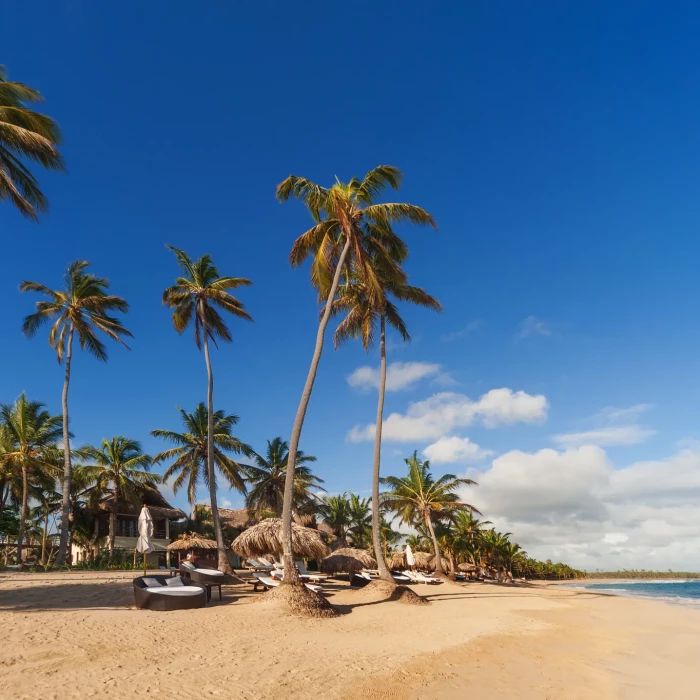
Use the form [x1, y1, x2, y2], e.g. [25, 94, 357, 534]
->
[575, 579, 700, 606]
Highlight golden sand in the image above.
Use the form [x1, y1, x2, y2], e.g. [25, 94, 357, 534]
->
[0, 571, 697, 699]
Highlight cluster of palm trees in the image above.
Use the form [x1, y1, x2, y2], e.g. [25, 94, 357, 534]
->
[1, 66, 583, 588]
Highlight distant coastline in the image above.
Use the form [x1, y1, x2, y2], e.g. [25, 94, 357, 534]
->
[582, 571, 700, 580]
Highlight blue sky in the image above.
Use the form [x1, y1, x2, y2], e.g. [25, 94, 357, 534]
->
[3, 2, 700, 569]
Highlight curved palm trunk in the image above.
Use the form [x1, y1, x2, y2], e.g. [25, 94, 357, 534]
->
[447, 551, 457, 581]
[424, 513, 444, 576]
[41, 503, 50, 564]
[16, 464, 29, 567]
[281, 236, 352, 584]
[372, 316, 393, 583]
[56, 326, 74, 566]
[201, 309, 232, 574]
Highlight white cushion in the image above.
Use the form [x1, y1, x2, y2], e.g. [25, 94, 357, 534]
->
[142, 577, 162, 587]
[195, 568, 223, 576]
[166, 577, 184, 587]
[144, 586, 203, 596]
[181, 561, 195, 569]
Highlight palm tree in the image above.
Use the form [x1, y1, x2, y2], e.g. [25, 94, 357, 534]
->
[332, 260, 441, 583]
[162, 247, 252, 573]
[452, 511, 491, 565]
[381, 451, 479, 576]
[20, 260, 132, 565]
[245, 437, 323, 517]
[0, 394, 63, 566]
[79, 437, 159, 563]
[276, 165, 436, 583]
[316, 493, 352, 543]
[152, 403, 253, 572]
[0, 65, 64, 220]
[346, 493, 372, 549]
[499, 541, 527, 581]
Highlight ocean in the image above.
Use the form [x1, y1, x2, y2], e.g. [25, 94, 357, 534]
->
[575, 579, 700, 606]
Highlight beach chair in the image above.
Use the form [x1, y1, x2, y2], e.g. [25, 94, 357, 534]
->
[252, 572, 324, 594]
[350, 571, 373, 587]
[413, 572, 443, 585]
[391, 572, 411, 583]
[295, 560, 329, 582]
[246, 558, 273, 571]
[180, 560, 226, 584]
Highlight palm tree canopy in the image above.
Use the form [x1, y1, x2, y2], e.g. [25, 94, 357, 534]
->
[380, 451, 480, 525]
[151, 403, 254, 505]
[332, 259, 442, 350]
[316, 493, 352, 540]
[0, 394, 64, 470]
[79, 437, 159, 507]
[346, 493, 372, 548]
[276, 165, 437, 307]
[0, 65, 64, 219]
[20, 260, 132, 363]
[162, 246, 252, 349]
[244, 437, 323, 516]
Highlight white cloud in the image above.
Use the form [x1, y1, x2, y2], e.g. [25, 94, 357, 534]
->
[441, 320, 482, 342]
[515, 316, 552, 340]
[552, 403, 655, 447]
[423, 436, 493, 464]
[347, 361, 442, 392]
[460, 444, 700, 570]
[552, 425, 656, 448]
[347, 388, 549, 443]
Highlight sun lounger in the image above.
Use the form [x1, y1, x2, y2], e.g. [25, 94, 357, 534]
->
[391, 572, 411, 583]
[252, 572, 324, 594]
[133, 575, 207, 610]
[246, 558, 273, 571]
[180, 561, 226, 584]
[350, 571, 373, 587]
[295, 560, 329, 582]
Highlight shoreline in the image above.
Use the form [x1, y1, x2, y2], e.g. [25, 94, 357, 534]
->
[1, 571, 698, 699]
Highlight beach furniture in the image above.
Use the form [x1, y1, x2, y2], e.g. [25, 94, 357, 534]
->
[133, 575, 207, 610]
[295, 560, 330, 582]
[391, 572, 411, 583]
[246, 558, 273, 571]
[179, 560, 226, 584]
[350, 571, 373, 587]
[252, 572, 324, 594]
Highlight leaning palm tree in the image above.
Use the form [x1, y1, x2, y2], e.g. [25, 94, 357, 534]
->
[332, 260, 441, 582]
[20, 260, 132, 565]
[151, 402, 253, 572]
[0, 65, 64, 220]
[276, 165, 436, 584]
[0, 394, 63, 566]
[245, 437, 323, 517]
[381, 451, 479, 576]
[162, 247, 252, 572]
[79, 437, 159, 563]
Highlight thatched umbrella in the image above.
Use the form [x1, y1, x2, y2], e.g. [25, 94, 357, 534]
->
[320, 548, 377, 576]
[167, 533, 218, 564]
[458, 562, 478, 573]
[231, 518, 329, 560]
[388, 549, 432, 571]
[428, 554, 451, 573]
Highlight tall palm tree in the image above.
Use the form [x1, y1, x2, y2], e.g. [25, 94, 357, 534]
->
[346, 493, 372, 549]
[0, 65, 64, 220]
[20, 260, 132, 565]
[452, 511, 491, 566]
[162, 247, 252, 573]
[79, 437, 159, 563]
[332, 260, 441, 582]
[0, 394, 63, 566]
[245, 437, 323, 517]
[276, 165, 436, 583]
[316, 493, 352, 543]
[381, 451, 479, 576]
[152, 403, 253, 572]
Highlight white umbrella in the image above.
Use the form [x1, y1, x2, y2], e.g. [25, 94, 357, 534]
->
[136, 506, 154, 575]
[405, 543, 416, 569]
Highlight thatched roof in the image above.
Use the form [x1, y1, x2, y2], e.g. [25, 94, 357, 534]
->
[428, 555, 451, 573]
[319, 548, 377, 575]
[167, 533, 218, 551]
[388, 549, 433, 571]
[231, 518, 329, 560]
[99, 487, 185, 520]
[216, 507, 257, 529]
[458, 562, 478, 572]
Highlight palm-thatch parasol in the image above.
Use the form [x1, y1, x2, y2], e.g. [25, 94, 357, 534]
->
[387, 549, 432, 571]
[231, 518, 329, 560]
[167, 533, 218, 551]
[428, 554, 451, 573]
[458, 562, 478, 572]
[319, 548, 377, 576]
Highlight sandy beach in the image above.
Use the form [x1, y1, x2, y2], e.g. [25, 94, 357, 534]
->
[1, 572, 697, 699]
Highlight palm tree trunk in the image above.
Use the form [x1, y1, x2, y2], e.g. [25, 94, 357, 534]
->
[41, 504, 49, 564]
[372, 315, 393, 584]
[0, 479, 6, 525]
[447, 551, 457, 581]
[56, 326, 74, 566]
[424, 513, 444, 575]
[281, 235, 352, 585]
[92, 516, 99, 560]
[108, 505, 116, 564]
[201, 306, 232, 574]
[16, 464, 29, 567]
